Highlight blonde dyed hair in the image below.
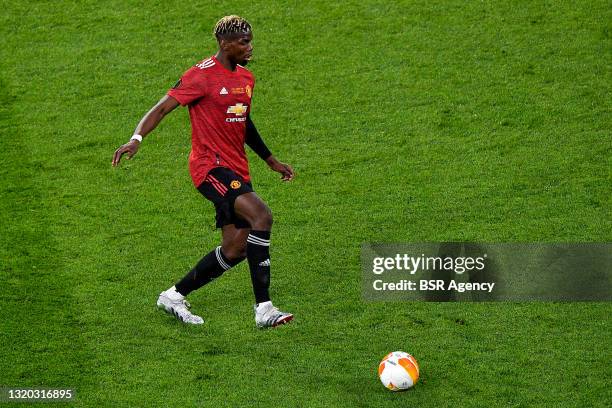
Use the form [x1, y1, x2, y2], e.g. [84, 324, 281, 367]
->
[213, 15, 251, 39]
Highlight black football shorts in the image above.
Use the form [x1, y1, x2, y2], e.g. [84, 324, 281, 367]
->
[197, 166, 254, 229]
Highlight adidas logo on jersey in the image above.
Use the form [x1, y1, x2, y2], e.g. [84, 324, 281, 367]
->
[220, 87, 228, 95]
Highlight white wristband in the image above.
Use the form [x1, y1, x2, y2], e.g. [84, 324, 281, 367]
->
[130, 134, 143, 143]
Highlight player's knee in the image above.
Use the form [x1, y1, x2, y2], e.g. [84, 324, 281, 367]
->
[222, 244, 247, 261]
[252, 207, 273, 230]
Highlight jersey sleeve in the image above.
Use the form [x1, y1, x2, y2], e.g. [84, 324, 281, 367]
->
[167, 66, 206, 106]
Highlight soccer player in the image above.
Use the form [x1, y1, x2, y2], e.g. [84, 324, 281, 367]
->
[112, 15, 294, 328]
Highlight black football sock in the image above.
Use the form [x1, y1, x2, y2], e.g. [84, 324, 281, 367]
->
[246, 230, 272, 304]
[175, 246, 244, 296]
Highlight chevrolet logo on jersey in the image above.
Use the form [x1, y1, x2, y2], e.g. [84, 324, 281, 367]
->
[226, 103, 248, 116]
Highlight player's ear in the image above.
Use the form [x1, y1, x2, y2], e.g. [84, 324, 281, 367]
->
[218, 37, 231, 51]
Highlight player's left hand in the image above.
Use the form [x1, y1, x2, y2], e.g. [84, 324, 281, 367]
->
[112, 140, 140, 167]
[266, 156, 294, 181]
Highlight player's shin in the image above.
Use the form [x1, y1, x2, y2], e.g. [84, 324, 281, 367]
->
[246, 230, 271, 304]
[175, 246, 244, 296]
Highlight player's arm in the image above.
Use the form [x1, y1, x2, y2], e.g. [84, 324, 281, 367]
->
[246, 115, 294, 181]
[112, 95, 180, 167]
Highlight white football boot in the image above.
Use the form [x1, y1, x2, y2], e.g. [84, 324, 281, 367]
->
[254, 301, 293, 328]
[157, 286, 204, 325]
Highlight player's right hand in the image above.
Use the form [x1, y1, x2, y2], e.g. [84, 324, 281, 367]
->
[112, 140, 140, 167]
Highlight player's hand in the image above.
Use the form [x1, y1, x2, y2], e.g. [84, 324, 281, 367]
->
[112, 140, 140, 167]
[266, 156, 294, 181]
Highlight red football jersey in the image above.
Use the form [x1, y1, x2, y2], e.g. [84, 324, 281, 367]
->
[167, 56, 255, 186]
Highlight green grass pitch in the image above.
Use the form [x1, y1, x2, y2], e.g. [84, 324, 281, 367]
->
[1, 1, 610, 407]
